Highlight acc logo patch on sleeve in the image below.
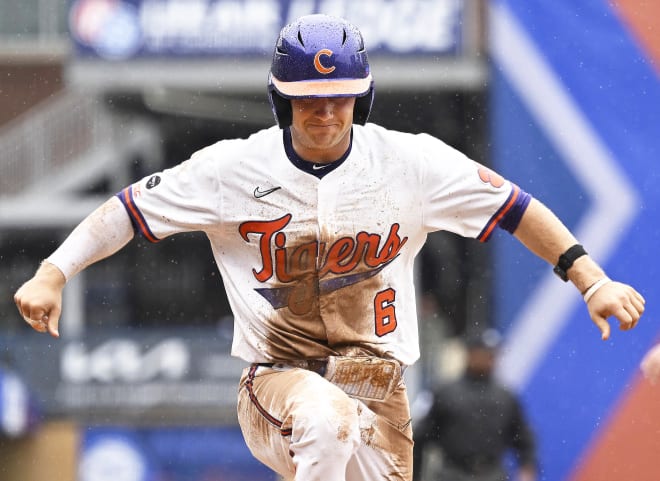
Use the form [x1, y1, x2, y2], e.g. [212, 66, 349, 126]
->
[146, 175, 161, 189]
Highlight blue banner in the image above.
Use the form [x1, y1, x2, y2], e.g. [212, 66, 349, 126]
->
[490, 1, 660, 480]
[68, 0, 465, 60]
[79, 426, 276, 481]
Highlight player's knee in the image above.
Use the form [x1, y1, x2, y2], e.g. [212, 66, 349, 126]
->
[295, 392, 361, 453]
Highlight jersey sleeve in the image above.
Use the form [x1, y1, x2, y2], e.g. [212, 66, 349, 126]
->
[116, 148, 222, 242]
[417, 133, 529, 241]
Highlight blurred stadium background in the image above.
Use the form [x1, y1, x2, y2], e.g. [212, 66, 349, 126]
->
[0, 1, 658, 480]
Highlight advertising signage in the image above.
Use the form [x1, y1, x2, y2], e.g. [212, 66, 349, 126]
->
[3, 328, 245, 423]
[69, 0, 465, 60]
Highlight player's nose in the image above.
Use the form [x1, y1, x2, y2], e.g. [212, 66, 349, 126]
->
[312, 98, 334, 117]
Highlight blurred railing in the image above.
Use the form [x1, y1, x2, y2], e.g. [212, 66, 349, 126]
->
[0, 0, 69, 57]
[0, 90, 161, 228]
[0, 91, 117, 197]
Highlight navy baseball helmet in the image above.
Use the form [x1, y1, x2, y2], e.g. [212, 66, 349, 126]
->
[268, 14, 374, 128]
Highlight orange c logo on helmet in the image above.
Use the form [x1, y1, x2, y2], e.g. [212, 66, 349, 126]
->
[314, 49, 336, 74]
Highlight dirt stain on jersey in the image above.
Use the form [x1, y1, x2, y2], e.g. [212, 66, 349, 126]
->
[285, 271, 319, 316]
[239, 216, 408, 359]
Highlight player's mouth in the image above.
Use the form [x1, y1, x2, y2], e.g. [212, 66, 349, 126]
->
[307, 122, 338, 129]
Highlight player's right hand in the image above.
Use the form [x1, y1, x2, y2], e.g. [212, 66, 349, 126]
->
[14, 262, 66, 338]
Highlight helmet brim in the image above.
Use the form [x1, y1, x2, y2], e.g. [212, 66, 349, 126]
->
[270, 74, 373, 99]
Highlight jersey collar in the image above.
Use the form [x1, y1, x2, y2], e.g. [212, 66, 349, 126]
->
[283, 128, 353, 179]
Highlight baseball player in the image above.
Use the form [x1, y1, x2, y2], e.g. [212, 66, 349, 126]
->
[15, 14, 645, 481]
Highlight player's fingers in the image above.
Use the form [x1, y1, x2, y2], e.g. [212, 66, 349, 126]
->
[15, 296, 34, 328]
[629, 309, 643, 328]
[592, 315, 610, 340]
[46, 305, 61, 338]
[27, 307, 51, 333]
[28, 319, 48, 333]
[610, 287, 644, 330]
[628, 285, 646, 304]
[623, 285, 645, 309]
[614, 304, 638, 331]
[619, 298, 644, 330]
[616, 306, 636, 330]
[630, 295, 646, 317]
[14, 292, 27, 317]
[16, 299, 50, 334]
[23, 314, 47, 332]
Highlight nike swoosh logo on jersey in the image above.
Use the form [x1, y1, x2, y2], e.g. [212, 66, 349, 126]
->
[312, 163, 330, 170]
[254, 186, 282, 198]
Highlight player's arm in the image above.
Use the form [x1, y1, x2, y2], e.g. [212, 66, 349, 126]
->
[512, 198, 645, 340]
[14, 196, 134, 338]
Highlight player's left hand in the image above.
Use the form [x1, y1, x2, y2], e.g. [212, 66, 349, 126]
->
[585, 281, 645, 340]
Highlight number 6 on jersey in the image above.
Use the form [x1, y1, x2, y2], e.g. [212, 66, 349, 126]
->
[374, 288, 397, 336]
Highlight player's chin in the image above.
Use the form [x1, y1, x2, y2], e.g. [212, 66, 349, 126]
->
[312, 128, 349, 147]
[307, 136, 340, 151]
[307, 126, 338, 139]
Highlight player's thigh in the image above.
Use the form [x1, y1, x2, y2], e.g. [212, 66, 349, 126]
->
[237, 367, 360, 475]
[349, 382, 414, 481]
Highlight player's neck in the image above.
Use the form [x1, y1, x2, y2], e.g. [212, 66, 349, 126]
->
[283, 128, 352, 178]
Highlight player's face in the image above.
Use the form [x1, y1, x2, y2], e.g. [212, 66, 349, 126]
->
[289, 96, 355, 163]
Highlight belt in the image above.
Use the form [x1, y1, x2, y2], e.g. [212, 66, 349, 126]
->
[257, 359, 328, 377]
[256, 356, 404, 401]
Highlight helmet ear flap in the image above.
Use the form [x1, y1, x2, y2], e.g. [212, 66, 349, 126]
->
[268, 89, 293, 128]
[353, 88, 374, 125]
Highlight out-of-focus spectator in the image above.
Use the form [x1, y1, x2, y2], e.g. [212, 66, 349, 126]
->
[641, 342, 660, 385]
[413, 329, 537, 481]
[0, 365, 41, 438]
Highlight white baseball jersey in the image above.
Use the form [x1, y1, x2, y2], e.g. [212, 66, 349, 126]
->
[117, 123, 526, 366]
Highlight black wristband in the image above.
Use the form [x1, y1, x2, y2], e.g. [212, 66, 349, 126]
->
[553, 244, 587, 282]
